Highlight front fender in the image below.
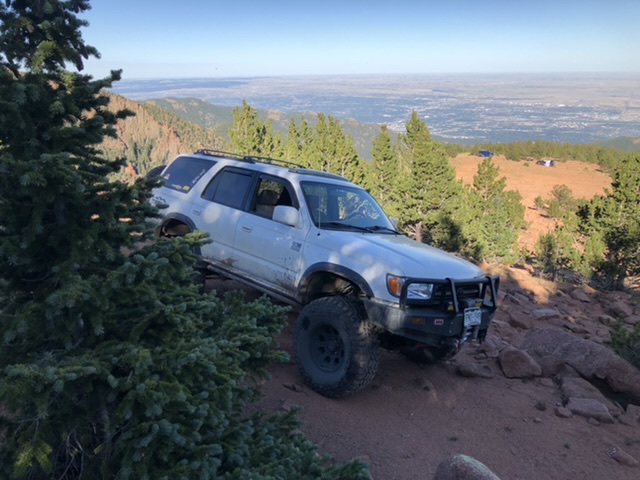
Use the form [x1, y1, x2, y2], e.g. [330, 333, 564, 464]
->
[297, 262, 374, 304]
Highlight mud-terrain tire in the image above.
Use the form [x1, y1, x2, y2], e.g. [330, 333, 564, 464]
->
[294, 296, 380, 398]
[401, 345, 457, 364]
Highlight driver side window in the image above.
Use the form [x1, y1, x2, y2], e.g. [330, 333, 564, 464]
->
[252, 177, 297, 219]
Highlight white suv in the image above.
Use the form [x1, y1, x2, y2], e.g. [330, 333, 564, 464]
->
[151, 150, 500, 398]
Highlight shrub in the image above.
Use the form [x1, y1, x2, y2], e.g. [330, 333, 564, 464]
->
[608, 321, 640, 370]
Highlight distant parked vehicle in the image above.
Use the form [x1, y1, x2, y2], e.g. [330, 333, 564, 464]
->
[536, 159, 556, 167]
[478, 150, 494, 157]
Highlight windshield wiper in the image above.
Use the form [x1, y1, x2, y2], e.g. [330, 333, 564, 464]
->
[318, 222, 400, 234]
[318, 221, 370, 232]
[365, 225, 401, 234]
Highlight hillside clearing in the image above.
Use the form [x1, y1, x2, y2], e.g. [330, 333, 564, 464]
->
[450, 154, 612, 249]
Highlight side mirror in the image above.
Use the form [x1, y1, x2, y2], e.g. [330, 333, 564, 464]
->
[273, 205, 300, 227]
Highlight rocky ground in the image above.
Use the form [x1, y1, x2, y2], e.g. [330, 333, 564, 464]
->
[208, 265, 640, 480]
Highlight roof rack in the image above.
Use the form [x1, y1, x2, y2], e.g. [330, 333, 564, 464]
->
[193, 149, 349, 182]
[195, 149, 305, 169]
[289, 168, 348, 181]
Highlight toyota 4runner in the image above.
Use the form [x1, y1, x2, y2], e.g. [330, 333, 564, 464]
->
[151, 150, 499, 398]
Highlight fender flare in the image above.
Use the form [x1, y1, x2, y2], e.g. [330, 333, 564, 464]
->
[159, 212, 197, 231]
[298, 262, 374, 304]
[157, 213, 201, 255]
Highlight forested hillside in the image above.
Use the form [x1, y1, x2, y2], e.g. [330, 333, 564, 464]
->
[101, 95, 383, 179]
[145, 97, 383, 160]
[102, 94, 224, 180]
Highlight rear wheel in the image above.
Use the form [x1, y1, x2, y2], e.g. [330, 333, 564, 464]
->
[294, 296, 380, 398]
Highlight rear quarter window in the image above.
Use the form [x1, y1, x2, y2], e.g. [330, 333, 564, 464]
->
[201, 167, 254, 209]
[161, 156, 217, 193]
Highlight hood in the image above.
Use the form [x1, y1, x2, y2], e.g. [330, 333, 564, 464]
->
[338, 232, 484, 280]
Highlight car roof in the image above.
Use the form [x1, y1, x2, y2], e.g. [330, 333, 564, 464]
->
[182, 150, 354, 185]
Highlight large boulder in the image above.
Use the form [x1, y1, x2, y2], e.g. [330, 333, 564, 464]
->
[561, 377, 622, 416]
[522, 328, 640, 404]
[499, 348, 542, 378]
[565, 397, 614, 423]
[433, 454, 501, 480]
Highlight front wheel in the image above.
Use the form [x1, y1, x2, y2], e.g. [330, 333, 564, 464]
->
[294, 297, 380, 398]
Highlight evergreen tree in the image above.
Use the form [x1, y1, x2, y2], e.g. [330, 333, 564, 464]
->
[367, 124, 399, 215]
[396, 111, 462, 245]
[228, 100, 280, 156]
[578, 153, 640, 288]
[459, 158, 525, 263]
[284, 118, 303, 162]
[298, 113, 364, 183]
[303, 113, 332, 171]
[0, 2, 369, 479]
[327, 117, 364, 184]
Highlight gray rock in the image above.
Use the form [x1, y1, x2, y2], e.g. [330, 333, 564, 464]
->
[609, 447, 639, 468]
[625, 314, 640, 326]
[561, 377, 621, 417]
[618, 404, 640, 427]
[477, 333, 502, 358]
[598, 314, 616, 325]
[570, 288, 592, 303]
[566, 397, 614, 423]
[627, 404, 640, 419]
[561, 377, 603, 398]
[555, 406, 573, 418]
[539, 377, 554, 387]
[538, 354, 567, 377]
[564, 321, 590, 334]
[456, 363, 494, 379]
[433, 454, 501, 480]
[522, 328, 640, 404]
[507, 313, 533, 330]
[608, 299, 633, 318]
[532, 308, 561, 320]
[499, 349, 542, 378]
[507, 292, 530, 306]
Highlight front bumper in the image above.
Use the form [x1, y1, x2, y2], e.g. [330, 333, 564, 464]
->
[363, 275, 499, 348]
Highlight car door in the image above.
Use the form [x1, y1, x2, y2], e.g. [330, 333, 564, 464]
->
[233, 176, 307, 296]
[192, 166, 255, 267]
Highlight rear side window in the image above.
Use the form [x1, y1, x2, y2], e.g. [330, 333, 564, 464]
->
[201, 167, 254, 209]
[161, 156, 217, 193]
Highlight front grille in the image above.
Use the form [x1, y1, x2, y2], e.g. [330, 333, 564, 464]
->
[400, 276, 499, 312]
[430, 282, 481, 310]
[434, 283, 481, 303]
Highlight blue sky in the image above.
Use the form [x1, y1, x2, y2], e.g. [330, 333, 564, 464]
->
[80, 0, 640, 79]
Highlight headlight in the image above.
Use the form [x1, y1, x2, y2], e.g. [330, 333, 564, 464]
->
[386, 274, 434, 300]
[407, 283, 434, 300]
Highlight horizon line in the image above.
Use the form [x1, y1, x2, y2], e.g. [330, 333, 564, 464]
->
[109, 71, 640, 82]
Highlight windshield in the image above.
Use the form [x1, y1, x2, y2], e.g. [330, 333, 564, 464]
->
[301, 181, 397, 232]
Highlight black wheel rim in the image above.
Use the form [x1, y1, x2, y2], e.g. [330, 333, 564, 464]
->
[309, 323, 345, 373]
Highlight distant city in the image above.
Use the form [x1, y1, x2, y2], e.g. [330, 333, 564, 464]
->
[112, 73, 640, 145]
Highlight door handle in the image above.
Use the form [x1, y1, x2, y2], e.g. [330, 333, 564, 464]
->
[241, 226, 252, 233]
